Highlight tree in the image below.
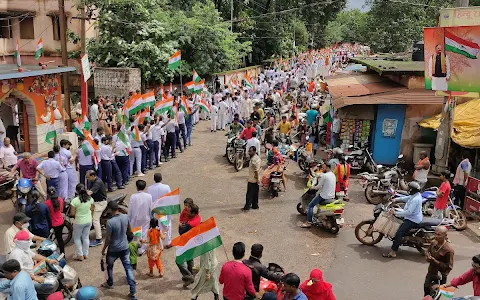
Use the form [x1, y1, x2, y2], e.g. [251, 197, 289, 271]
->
[323, 9, 368, 46]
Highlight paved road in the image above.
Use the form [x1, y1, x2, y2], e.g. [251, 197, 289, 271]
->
[0, 120, 478, 299]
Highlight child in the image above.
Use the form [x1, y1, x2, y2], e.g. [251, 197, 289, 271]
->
[146, 218, 166, 277]
[128, 233, 141, 271]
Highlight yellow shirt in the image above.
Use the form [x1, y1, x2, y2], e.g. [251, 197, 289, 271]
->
[257, 108, 265, 120]
[278, 121, 291, 134]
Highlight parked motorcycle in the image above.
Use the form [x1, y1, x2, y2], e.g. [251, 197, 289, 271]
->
[361, 154, 408, 205]
[296, 188, 345, 234]
[345, 144, 376, 173]
[225, 133, 238, 164]
[354, 200, 454, 254]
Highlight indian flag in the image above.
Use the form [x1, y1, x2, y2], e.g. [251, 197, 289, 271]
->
[131, 126, 141, 142]
[35, 38, 43, 60]
[154, 97, 174, 115]
[45, 112, 56, 144]
[198, 100, 211, 113]
[192, 69, 201, 83]
[84, 130, 100, 151]
[245, 73, 253, 89]
[142, 91, 156, 109]
[438, 286, 455, 298]
[180, 96, 191, 114]
[170, 217, 223, 264]
[79, 143, 91, 156]
[117, 129, 132, 155]
[125, 94, 144, 116]
[194, 79, 204, 94]
[132, 226, 142, 238]
[185, 81, 195, 92]
[169, 50, 181, 70]
[73, 114, 90, 138]
[33, 260, 46, 274]
[445, 30, 480, 59]
[151, 188, 181, 215]
[133, 106, 150, 126]
[14, 40, 21, 67]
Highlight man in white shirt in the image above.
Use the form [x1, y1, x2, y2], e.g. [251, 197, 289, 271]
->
[150, 119, 163, 167]
[147, 173, 172, 244]
[89, 99, 99, 135]
[162, 115, 177, 160]
[332, 111, 341, 147]
[218, 98, 229, 131]
[0, 118, 5, 148]
[100, 136, 124, 192]
[128, 179, 152, 254]
[301, 162, 336, 228]
[210, 102, 219, 132]
[129, 126, 144, 177]
[177, 110, 187, 149]
[76, 136, 95, 186]
[0, 137, 17, 168]
[246, 132, 261, 157]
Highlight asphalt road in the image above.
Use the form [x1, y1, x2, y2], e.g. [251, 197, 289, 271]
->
[0, 120, 478, 300]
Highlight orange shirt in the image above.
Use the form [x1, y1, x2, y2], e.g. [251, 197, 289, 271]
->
[147, 228, 161, 245]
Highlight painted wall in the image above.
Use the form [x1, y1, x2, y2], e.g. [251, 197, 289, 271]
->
[372, 104, 406, 165]
[215, 66, 262, 87]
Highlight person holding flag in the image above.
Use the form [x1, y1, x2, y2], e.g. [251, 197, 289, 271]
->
[147, 173, 172, 244]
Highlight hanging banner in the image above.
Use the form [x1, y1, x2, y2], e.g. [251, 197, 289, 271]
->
[439, 7, 480, 27]
[424, 26, 480, 92]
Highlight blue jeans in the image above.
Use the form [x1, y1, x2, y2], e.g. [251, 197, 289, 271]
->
[153, 141, 160, 165]
[146, 139, 154, 169]
[106, 248, 136, 296]
[73, 222, 91, 257]
[140, 145, 147, 173]
[115, 156, 129, 186]
[186, 124, 193, 146]
[178, 124, 187, 148]
[307, 194, 326, 223]
[100, 160, 113, 190]
[392, 219, 419, 251]
[79, 165, 94, 187]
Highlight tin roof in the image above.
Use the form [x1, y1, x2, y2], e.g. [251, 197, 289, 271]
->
[0, 65, 77, 80]
[349, 58, 425, 75]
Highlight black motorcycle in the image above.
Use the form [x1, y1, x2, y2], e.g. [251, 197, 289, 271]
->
[225, 133, 238, 164]
[234, 139, 247, 172]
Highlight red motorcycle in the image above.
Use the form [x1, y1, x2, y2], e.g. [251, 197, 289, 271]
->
[259, 263, 285, 299]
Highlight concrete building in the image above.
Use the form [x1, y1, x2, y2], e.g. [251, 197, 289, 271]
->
[0, 0, 95, 67]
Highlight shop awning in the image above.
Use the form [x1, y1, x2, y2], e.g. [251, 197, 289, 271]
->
[419, 99, 480, 148]
[0, 65, 76, 80]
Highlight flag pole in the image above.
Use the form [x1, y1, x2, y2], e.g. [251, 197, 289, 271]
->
[179, 63, 183, 98]
[222, 244, 230, 261]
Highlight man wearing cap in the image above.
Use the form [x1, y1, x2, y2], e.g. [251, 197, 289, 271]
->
[10, 152, 46, 199]
[4, 213, 45, 255]
[7, 230, 58, 294]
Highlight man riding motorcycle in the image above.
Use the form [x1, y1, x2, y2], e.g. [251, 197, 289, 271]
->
[383, 181, 423, 258]
[243, 244, 283, 293]
[9, 152, 46, 199]
[301, 162, 336, 229]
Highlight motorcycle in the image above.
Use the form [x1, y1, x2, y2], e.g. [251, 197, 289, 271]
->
[296, 185, 346, 234]
[234, 139, 247, 172]
[393, 188, 467, 231]
[354, 200, 454, 254]
[225, 133, 238, 164]
[266, 160, 288, 198]
[345, 144, 376, 173]
[276, 133, 292, 146]
[361, 154, 408, 205]
[318, 125, 327, 146]
[259, 263, 285, 300]
[12, 178, 36, 213]
[297, 145, 314, 173]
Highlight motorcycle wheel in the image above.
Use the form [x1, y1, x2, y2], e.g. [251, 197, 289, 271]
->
[319, 134, 327, 146]
[50, 220, 73, 245]
[355, 220, 384, 245]
[364, 183, 384, 205]
[451, 210, 467, 231]
[296, 203, 307, 216]
[422, 200, 436, 216]
[298, 158, 306, 172]
[226, 145, 235, 164]
[234, 153, 244, 172]
[271, 188, 279, 198]
[328, 224, 340, 235]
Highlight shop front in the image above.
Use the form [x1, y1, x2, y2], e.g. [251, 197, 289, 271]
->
[0, 65, 76, 154]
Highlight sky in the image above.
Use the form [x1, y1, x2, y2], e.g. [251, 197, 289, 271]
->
[347, 0, 369, 11]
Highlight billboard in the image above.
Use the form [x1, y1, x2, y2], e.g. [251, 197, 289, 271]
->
[439, 7, 480, 27]
[424, 26, 480, 92]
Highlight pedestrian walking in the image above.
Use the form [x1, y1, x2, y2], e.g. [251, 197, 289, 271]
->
[70, 184, 94, 260]
[128, 180, 152, 254]
[86, 170, 107, 247]
[191, 249, 220, 300]
[145, 218, 166, 277]
[147, 173, 172, 244]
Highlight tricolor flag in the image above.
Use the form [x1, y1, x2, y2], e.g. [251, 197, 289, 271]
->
[131, 126, 141, 142]
[438, 286, 455, 298]
[169, 50, 181, 70]
[194, 79, 205, 94]
[132, 227, 142, 238]
[33, 260, 46, 274]
[445, 30, 480, 59]
[192, 69, 201, 83]
[15, 40, 21, 67]
[35, 38, 43, 60]
[133, 106, 151, 126]
[78, 142, 92, 156]
[198, 100, 211, 113]
[125, 94, 144, 116]
[170, 217, 223, 264]
[151, 188, 181, 215]
[45, 110, 56, 144]
[84, 130, 100, 151]
[154, 97, 174, 115]
[185, 81, 195, 92]
[117, 127, 132, 155]
[244, 73, 253, 89]
[73, 114, 90, 138]
[142, 91, 156, 109]
[180, 96, 191, 115]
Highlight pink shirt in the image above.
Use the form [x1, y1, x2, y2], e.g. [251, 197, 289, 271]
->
[219, 261, 256, 300]
[44, 198, 65, 227]
[14, 158, 38, 179]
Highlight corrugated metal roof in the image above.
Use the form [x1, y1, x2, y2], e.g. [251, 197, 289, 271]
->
[328, 73, 406, 98]
[0, 65, 76, 80]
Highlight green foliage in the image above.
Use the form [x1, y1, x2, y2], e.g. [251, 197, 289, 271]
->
[323, 9, 368, 46]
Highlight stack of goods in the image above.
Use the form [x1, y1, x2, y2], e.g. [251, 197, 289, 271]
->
[340, 120, 355, 148]
[340, 119, 371, 148]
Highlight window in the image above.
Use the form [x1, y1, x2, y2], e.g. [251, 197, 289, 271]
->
[0, 20, 12, 38]
[19, 16, 34, 39]
[51, 15, 60, 41]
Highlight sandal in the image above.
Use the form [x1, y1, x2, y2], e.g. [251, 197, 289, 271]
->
[382, 252, 397, 258]
[146, 273, 155, 277]
[101, 282, 114, 289]
[300, 223, 312, 228]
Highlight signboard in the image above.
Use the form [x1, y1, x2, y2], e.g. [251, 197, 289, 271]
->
[382, 119, 398, 137]
[81, 54, 91, 82]
[439, 7, 480, 27]
[424, 26, 480, 92]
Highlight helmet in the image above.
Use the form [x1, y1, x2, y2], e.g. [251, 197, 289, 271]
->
[17, 178, 33, 194]
[76, 286, 103, 300]
[38, 239, 58, 257]
[407, 181, 421, 195]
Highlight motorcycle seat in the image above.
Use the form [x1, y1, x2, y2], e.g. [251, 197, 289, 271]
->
[321, 198, 337, 205]
[108, 193, 126, 203]
[418, 218, 443, 228]
[396, 190, 409, 196]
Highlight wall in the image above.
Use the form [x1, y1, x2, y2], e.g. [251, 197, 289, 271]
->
[214, 66, 262, 87]
[0, 74, 64, 153]
[94, 67, 141, 98]
[372, 104, 406, 165]
[0, 0, 96, 60]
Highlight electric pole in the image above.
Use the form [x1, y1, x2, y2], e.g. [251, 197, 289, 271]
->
[80, 0, 88, 116]
[230, 0, 233, 32]
[58, 0, 71, 131]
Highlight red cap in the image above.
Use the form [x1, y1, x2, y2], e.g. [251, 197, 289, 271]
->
[13, 230, 30, 241]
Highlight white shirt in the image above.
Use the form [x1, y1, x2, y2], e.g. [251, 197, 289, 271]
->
[332, 118, 341, 134]
[7, 247, 35, 274]
[0, 144, 17, 167]
[313, 171, 336, 200]
[150, 124, 162, 142]
[38, 158, 64, 178]
[164, 121, 176, 133]
[4, 225, 33, 254]
[100, 144, 113, 161]
[177, 111, 186, 125]
[219, 101, 228, 113]
[60, 147, 74, 169]
[246, 137, 261, 156]
[128, 191, 153, 229]
[0, 119, 5, 143]
[211, 105, 219, 117]
[78, 141, 95, 166]
[147, 182, 171, 202]
[90, 104, 99, 121]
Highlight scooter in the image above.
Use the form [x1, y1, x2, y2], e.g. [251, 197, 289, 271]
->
[296, 186, 345, 234]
